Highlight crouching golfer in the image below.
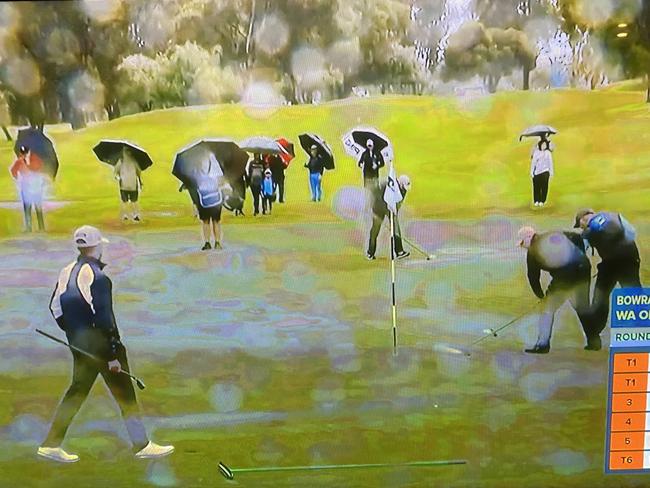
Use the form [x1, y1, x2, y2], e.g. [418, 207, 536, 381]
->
[38, 225, 173, 463]
[518, 226, 592, 354]
[574, 209, 642, 351]
[367, 175, 411, 261]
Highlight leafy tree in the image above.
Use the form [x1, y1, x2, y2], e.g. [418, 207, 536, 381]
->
[443, 21, 536, 92]
[0, 89, 11, 140]
[598, 0, 650, 101]
[476, 0, 560, 89]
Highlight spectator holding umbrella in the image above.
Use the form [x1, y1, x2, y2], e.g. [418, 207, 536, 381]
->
[173, 139, 248, 250]
[268, 138, 294, 203]
[520, 125, 556, 207]
[114, 147, 143, 222]
[93, 140, 153, 223]
[193, 153, 227, 250]
[298, 133, 335, 204]
[10, 128, 59, 233]
[342, 127, 391, 190]
[304, 145, 325, 202]
[246, 153, 265, 216]
[10, 145, 46, 232]
[358, 139, 385, 189]
[239, 137, 285, 215]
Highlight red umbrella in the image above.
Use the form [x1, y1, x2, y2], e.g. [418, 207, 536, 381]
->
[276, 138, 295, 167]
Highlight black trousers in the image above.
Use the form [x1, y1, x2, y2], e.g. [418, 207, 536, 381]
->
[262, 195, 273, 213]
[368, 213, 405, 257]
[273, 174, 285, 203]
[43, 344, 148, 450]
[532, 172, 550, 203]
[585, 255, 642, 339]
[364, 176, 379, 190]
[250, 184, 262, 214]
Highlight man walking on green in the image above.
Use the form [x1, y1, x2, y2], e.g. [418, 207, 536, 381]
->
[38, 225, 173, 463]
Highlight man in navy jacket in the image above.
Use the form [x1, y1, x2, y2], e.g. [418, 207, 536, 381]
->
[574, 209, 642, 350]
[38, 225, 173, 463]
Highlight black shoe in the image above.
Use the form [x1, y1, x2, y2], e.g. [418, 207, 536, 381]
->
[396, 251, 410, 260]
[366, 252, 376, 261]
[133, 216, 141, 222]
[201, 242, 211, 251]
[585, 336, 602, 351]
[214, 241, 223, 250]
[524, 345, 550, 354]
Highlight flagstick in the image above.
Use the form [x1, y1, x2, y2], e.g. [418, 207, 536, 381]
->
[389, 208, 398, 356]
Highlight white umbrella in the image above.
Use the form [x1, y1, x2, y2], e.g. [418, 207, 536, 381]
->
[519, 125, 558, 141]
[239, 136, 283, 154]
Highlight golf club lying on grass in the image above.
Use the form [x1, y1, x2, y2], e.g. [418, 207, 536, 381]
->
[35, 329, 146, 390]
[218, 459, 467, 480]
[402, 236, 435, 261]
[466, 301, 542, 355]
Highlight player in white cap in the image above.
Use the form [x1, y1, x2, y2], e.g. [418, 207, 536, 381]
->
[38, 225, 174, 463]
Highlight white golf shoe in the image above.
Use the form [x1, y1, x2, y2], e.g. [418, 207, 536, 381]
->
[135, 441, 175, 459]
[37, 446, 79, 463]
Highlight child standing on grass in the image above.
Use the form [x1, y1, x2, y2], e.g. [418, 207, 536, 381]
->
[262, 169, 277, 215]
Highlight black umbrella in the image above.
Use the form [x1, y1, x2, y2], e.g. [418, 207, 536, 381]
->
[93, 140, 154, 171]
[172, 139, 248, 189]
[299, 133, 335, 170]
[347, 128, 390, 153]
[14, 128, 59, 179]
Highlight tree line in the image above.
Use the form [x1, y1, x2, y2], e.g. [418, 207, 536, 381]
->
[0, 0, 648, 137]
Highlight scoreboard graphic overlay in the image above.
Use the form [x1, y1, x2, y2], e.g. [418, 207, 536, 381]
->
[606, 288, 650, 474]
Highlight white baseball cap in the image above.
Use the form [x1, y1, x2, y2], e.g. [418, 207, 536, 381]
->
[73, 225, 109, 248]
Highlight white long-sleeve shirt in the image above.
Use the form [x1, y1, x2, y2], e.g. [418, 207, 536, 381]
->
[530, 143, 555, 177]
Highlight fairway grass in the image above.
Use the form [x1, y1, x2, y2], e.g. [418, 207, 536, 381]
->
[1, 89, 649, 237]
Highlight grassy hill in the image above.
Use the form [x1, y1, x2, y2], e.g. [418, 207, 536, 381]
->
[1, 89, 649, 236]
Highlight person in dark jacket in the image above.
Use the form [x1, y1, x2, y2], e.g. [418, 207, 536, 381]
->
[518, 226, 592, 354]
[574, 209, 642, 350]
[304, 145, 325, 202]
[358, 139, 385, 189]
[367, 175, 411, 261]
[229, 174, 246, 216]
[247, 154, 265, 215]
[267, 153, 286, 203]
[38, 226, 173, 463]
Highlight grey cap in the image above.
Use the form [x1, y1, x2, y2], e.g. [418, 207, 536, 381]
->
[73, 225, 109, 248]
[574, 208, 594, 228]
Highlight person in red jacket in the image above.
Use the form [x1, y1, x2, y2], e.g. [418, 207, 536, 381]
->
[9, 145, 46, 232]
